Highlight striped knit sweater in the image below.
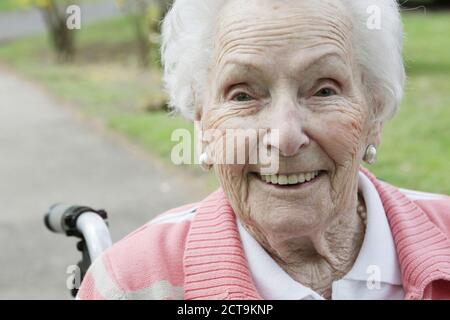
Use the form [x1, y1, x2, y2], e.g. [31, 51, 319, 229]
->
[77, 168, 450, 300]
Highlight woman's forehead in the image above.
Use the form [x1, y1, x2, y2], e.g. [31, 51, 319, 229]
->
[216, 0, 352, 35]
[213, 0, 353, 70]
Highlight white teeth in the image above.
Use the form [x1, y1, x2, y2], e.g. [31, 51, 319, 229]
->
[271, 175, 278, 184]
[260, 171, 321, 186]
[298, 173, 306, 183]
[278, 175, 288, 185]
[288, 175, 298, 185]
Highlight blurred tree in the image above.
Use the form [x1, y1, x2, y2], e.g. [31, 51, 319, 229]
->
[117, 0, 172, 67]
[17, 0, 78, 61]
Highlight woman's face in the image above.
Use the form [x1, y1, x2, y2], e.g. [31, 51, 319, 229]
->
[200, 0, 379, 245]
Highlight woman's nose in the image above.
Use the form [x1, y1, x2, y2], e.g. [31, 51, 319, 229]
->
[263, 113, 310, 157]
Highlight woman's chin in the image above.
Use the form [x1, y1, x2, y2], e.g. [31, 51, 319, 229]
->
[245, 172, 332, 229]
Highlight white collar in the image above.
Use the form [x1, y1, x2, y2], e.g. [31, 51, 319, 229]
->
[237, 171, 402, 300]
[343, 171, 402, 285]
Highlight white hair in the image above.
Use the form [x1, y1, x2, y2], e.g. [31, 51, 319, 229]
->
[160, 0, 405, 123]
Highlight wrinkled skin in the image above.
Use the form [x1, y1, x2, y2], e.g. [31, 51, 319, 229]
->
[196, 0, 382, 298]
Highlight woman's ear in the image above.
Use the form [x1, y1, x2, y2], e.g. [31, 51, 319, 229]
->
[194, 119, 204, 157]
[375, 122, 382, 147]
[194, 115, 215, 169]
[369, 120, 383, 149]
[367, 89, 384, 149]
[193, 88, 205, 122]
[194, 105, 202, 122]
[363, 84, 384, 148]
[194, 101, 206, 147]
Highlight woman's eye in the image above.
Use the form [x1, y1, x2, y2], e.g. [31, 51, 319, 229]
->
[231, 92, 253, 102]
[314, 87, 337, 97]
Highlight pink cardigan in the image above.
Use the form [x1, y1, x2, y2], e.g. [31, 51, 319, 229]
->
[77, 168, 450, 300]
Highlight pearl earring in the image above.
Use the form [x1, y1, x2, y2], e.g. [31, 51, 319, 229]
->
[199, 152, 213, 171]
[363, 144, 377, 165]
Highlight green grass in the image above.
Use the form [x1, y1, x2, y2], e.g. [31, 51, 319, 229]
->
[0, 0, 19, 12]
[369, 12, 450, 194]
[0, 12, 448, 194]
[109, 112, 193, 160]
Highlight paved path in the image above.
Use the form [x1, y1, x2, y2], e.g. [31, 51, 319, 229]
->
[0, 68, 206, 299]
[0, 0, 121, 43]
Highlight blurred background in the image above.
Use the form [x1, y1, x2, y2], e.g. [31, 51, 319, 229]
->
[0, 0, 448, 299]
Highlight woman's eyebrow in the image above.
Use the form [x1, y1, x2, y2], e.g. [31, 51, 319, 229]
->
[289, 52, 350, 76]
[218, 51, 348, 82]
[219, 60, 264, 78]
[215, 61, 264, 91]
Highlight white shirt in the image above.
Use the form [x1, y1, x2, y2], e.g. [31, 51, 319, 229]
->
[237, 171, 404, 300]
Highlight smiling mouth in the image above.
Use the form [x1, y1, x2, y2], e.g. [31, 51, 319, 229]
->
[255, 170, 326, 186]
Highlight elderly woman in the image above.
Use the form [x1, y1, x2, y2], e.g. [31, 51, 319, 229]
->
[78, 0, 450, 300]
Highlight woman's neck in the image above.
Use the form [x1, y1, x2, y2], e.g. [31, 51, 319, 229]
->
[248, 196, 366, 299]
